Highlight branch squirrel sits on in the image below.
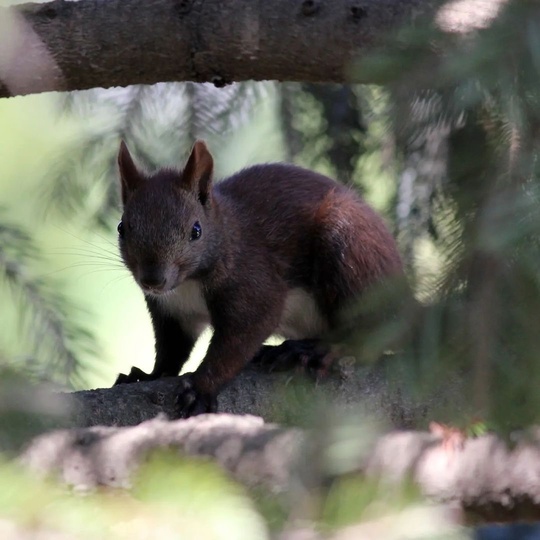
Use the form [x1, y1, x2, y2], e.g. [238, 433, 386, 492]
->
[114, 140, 403, 417]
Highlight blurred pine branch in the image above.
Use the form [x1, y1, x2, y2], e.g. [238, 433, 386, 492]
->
[0, 212, 98, 387]
[347, 0, 540, 431]
[48, 82, 268, 229]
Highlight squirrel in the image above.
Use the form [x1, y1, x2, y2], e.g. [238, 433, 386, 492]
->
[114, 140, 403, 417]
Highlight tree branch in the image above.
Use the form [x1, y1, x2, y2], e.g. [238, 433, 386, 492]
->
[0, 0, 435, 98]
[67, 359, 446, 429]
[2, 358, 533, 525]
[21, 409, 540, 525]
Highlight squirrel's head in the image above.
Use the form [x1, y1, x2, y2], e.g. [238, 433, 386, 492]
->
[117, 140, 216, 295]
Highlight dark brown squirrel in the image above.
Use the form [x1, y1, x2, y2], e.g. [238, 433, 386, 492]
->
[114, 139, 403, 417]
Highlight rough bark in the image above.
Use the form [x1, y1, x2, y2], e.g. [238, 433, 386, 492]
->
[67, 358, 457, 429]
[0, 0, 435, 98]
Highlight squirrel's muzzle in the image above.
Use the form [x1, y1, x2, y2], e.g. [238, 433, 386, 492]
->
[138, 267, 168, 293]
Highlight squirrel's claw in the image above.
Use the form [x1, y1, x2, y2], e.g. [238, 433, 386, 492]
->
[175, 374, 217, 418]
[114, 368, 217, 418]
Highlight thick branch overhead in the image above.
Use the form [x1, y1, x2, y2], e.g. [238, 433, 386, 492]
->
[0, 0, 431, 98]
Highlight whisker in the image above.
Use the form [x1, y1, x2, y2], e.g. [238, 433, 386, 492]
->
[92, 230, 121, 250]
[53, 244, 121, 260]
[50, 249, 123, 264]
[49, 244, 122, 258]
[64, 270, 131, 286]
[52, 225, 121, 259]
[100, 274, 133, 294]
[59, 259, 124, 266]
[64, 262, 125, 271]
[74, 268, 129, 279]
[39, 265, 127, 279]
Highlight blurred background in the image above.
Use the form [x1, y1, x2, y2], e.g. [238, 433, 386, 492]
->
[0, 81, 399, 390]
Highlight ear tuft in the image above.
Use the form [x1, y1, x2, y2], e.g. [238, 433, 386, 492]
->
[118, 140, 143, 205]
[182, 140, 214, 205]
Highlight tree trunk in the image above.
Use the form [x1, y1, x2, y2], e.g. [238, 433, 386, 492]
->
[1, 0, 434, 98]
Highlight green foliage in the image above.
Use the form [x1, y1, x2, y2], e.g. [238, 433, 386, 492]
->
[0, 452, 267, 539]
[0, 367, 70, 453]
[0, 213, 97, 387]
[279, 83, 397, 220]
[279, 83, 365, 178]
[320, 475, 421, 531]
[346, 0, 540, 431]
[249, 408, 470, 537]
[133, 450, 268, 539]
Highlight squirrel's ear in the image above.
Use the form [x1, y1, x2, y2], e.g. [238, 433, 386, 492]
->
[182, 140, 214, 205]
[118, 140, 143, 205]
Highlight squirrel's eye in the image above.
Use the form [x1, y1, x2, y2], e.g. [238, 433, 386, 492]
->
[117, 221, 125, 238]
[190, 221, 202, 241]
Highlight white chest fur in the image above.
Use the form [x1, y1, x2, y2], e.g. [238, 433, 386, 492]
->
[276, 288, 328, 340]
[154, 283, 327, 341]
[155, 280, 210, 337]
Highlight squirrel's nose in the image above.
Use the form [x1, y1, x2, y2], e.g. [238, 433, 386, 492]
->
[139, 272, 167, 291]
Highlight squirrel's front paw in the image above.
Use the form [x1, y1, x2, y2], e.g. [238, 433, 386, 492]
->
[175, 374, 217, 418]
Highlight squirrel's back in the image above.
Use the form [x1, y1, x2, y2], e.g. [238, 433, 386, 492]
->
[216, 163, 346, 220]
[215, 163, 402, 297]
